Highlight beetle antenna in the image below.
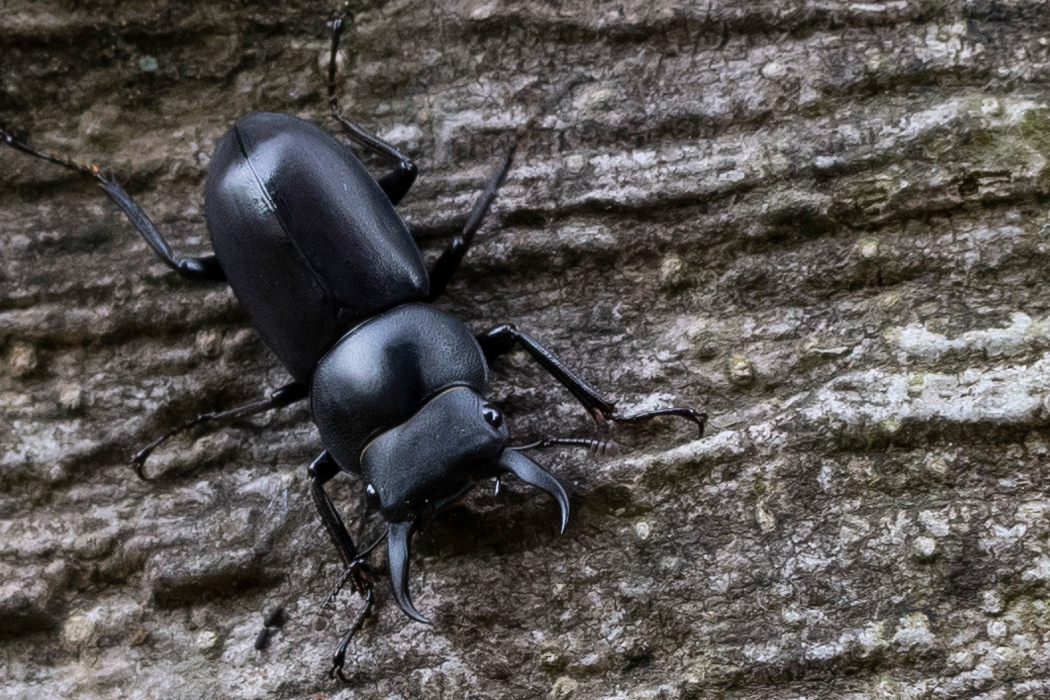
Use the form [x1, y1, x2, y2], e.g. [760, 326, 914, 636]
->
[512, 437, 618, 456]
[316, 529, 385, 615]
[317, 564, 355, 615]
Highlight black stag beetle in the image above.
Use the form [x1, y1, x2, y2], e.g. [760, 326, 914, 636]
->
[1, 4, 705, 680]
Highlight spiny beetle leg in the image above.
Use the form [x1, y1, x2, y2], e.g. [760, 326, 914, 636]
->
[131, 381, 307, 479]
[427, 142, 517, 300]
[601, 406, 707, 439]
[326, 3, 417, 206]
[0, 124, 225, 282]
[99, 177, 225, 281]
[476, 324, 615, 412]
[477, 324, 707, 437]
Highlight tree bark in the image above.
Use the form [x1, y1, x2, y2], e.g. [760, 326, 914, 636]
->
[3, 1, 1050, 698]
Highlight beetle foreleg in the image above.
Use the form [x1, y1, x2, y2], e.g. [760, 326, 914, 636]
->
[477, 324, 707, 437]
[329, 586, 373, 683]
[309, 451, 381, 678]
[310, 451, 367, 569]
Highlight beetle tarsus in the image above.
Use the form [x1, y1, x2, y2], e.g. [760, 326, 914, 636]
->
[605, 406, 708, 439]
[0, 123, 105, 181]
[328, 586, 374, 684]
[326, 2, 353, 113]
[131, 441, 164, 481]
[326, 0, 418, 207]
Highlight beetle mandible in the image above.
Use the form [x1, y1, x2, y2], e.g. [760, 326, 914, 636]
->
[1, 4, 706, 680]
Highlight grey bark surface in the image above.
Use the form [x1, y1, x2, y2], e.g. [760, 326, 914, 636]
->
[2, 1, 1050, 698]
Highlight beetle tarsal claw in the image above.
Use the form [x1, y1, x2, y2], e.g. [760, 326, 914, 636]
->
[500, 449, 570, 534]
[387, 520, 430, 624]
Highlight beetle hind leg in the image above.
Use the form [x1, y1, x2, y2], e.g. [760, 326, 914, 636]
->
[326, 4, 417, 206]
[425, 78, 591, 300]
[0, 124, 225, 282]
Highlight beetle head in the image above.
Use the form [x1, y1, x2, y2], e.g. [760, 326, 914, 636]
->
[359, 385, 569, 623]
[360, 386, 507, 521]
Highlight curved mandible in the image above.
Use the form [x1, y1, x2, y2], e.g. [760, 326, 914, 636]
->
[500, 449, 570, 533]
[387, 520, 429, 624]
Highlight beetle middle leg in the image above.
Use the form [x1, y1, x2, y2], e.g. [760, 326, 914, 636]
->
[326, 3, 417, 206]
[309, 450, 378, 681]
[0, 126, 225, 282]
[477, 324, 707, 437]
[131, 381, 308, 479]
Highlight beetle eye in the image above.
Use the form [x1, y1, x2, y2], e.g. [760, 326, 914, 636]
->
[482, 404, 503, 429]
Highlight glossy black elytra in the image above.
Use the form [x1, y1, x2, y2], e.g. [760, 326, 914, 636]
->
[0, 5, 706, 681]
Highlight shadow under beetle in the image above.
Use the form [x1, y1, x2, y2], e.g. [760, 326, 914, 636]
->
[1, 5, 705, 681]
